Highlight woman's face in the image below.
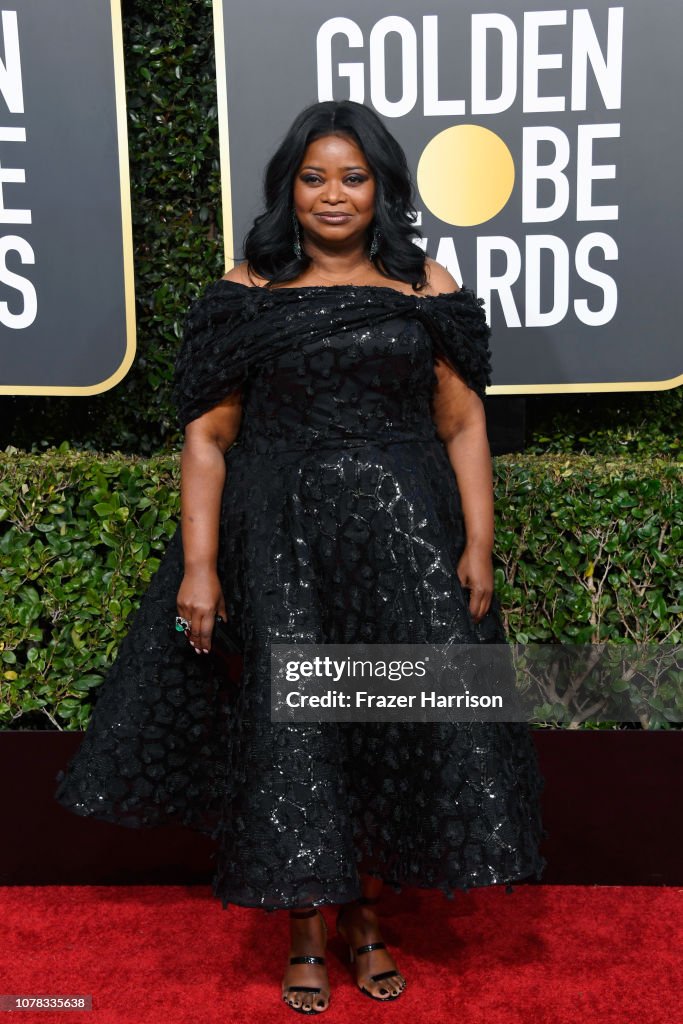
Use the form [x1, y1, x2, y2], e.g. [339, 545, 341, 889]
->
[293, 133, 376, 251]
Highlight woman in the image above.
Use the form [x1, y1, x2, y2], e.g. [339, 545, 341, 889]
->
[55, 100, 546, 1014]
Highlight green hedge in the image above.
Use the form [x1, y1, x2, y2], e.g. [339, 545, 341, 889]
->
[0, 0, 679, 455]
[526, 387, 683, 458]
[1, 448, 680, 732]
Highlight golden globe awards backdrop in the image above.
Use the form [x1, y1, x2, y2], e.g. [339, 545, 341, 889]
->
[0, 0, 134, 395]
[213, 0, 682, 394]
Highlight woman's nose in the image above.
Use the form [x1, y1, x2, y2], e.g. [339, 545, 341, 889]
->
[322, 180, 343, 202]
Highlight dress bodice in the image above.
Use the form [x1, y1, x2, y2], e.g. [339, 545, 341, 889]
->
[236, 314, 439, 454]
[172, 281, 493, 441]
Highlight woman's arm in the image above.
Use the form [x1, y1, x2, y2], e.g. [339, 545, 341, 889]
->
[424, 259, 495, 623]
[176, 392, 243, 653]
[431, 360, 495, 624]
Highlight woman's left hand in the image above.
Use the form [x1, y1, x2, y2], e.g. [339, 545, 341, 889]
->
[456, 544, 494, 624]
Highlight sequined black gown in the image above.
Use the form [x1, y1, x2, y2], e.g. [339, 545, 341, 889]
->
[54, 280, 547, 911]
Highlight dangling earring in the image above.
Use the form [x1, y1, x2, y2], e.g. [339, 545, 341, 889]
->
[292, 210, 303, 260]
[369, 226, 381, 260]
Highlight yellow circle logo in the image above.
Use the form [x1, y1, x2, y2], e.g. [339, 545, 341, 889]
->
[417, 125, 515, 227]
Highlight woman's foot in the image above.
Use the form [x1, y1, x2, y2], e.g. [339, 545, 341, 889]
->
[336, 898, 406, 1000]
[281, 907, 331, 1014]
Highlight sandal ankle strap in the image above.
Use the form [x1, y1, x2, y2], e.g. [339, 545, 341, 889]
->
[289, 955, 326, 966]
[289, 907, 318, 919]
[369, 969, 402, 982]
[356, 941, 386, 955]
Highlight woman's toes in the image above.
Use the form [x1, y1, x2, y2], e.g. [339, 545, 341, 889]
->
[282, 984, 329, 1012]
[370, 976, 403, 999]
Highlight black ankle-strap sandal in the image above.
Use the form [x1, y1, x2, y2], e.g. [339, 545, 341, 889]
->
[335, 896, 407, 1002]
[282, 907, 330, 1015]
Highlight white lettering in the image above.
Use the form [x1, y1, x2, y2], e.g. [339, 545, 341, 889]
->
[434, 237, 463, 285]
[477, 236, 522, 327]
[0, 161, 30, 223]
[522, 127, 571, 222]
[317, 11, 624, 116]
[574, 232, 618, 325]
[369, 17, 417, 117]
[316, 17, 364, 101]
[576, 123, 620, 221]
[0, 236, 36, 328]
[0, 11, 23, 113]
[471, 13, 517, 115]
[523, 10, 567, 113]
[571, 7, 623, 111]
[526, 235, 570, 326]
[423, 16, 465, 115]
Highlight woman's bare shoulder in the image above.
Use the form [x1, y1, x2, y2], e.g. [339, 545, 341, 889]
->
[422, 257, 461, 296]
[221, 262, 269, 288]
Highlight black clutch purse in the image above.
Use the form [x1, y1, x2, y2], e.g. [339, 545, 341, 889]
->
[211, 614, 244, 661]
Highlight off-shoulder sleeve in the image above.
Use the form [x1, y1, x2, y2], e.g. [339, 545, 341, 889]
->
[172, 281, 253, 430]
[417, 287, 493, 400]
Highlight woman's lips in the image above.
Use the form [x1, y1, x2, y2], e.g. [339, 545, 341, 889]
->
[314, 213, 353, 223]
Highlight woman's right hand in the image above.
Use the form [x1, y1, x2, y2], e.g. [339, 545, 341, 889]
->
[176, 567, 228, 654]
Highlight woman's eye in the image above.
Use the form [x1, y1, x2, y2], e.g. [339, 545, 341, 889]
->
[300, 174, 368, 185]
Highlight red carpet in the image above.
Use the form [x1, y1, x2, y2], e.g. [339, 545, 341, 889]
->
[4, 885, 681, 1023]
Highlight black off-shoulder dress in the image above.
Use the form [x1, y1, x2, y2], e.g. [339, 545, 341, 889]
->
[54, 281, 547, 911]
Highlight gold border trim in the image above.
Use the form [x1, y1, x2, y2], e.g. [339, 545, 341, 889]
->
[485, 373, 683, 395]
[211, 3, 681, 396]
[213, 0, 235, 271]
[0, 0, 136, 396]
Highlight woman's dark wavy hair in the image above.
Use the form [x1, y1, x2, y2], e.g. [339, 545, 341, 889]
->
[242, 100, 427, 291]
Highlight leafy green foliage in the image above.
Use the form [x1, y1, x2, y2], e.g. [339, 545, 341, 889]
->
[493, 454, 682, 647]
[1, 448, 680, 731]
[526, 387, 683, 459]
[0, 446, 179, 729]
